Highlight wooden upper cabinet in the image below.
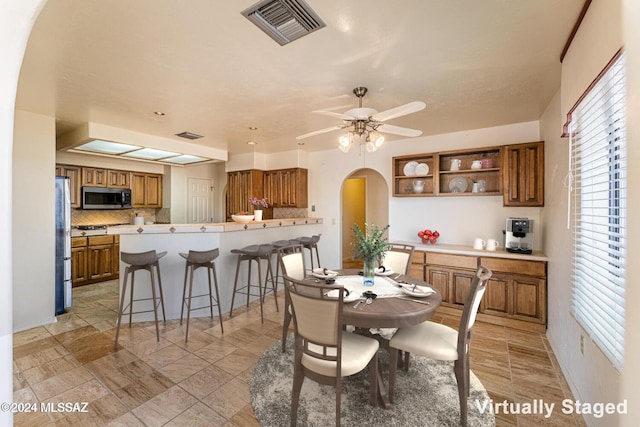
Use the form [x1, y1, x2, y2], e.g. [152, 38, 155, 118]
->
[263, 170, 280, 207]
[262, 168, 308, 208]
[131, 172, 163, 208]
[82, 167, 108, 187]
[503, 141, 544, 207]
[226, 169, 266, 220]
[107, 169, 130, 188]
[56, 164, 82, 208]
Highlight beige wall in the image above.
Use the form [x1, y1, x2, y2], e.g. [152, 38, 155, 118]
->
[12, 110, 56, 331]
[1, 4, 46, 421]
[543, 0, 636, 424]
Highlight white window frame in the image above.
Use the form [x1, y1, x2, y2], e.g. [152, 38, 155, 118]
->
[567, 51, 626, 371]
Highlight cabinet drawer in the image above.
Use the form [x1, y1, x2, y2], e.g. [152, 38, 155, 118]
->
[71, 237, 88, 248]
[411, 250, 425, 264]
[88, 235, 113, 246]
[480, 257, 546, 277]
[426, 252, 476, 269]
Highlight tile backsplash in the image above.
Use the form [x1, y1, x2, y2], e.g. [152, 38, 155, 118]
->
[273, 207, 308, 218]
[71, 208, 159, 226]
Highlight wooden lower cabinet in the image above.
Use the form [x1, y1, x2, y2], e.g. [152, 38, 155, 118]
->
[419, 250, 547, 332]
[409, 251, 425, 281]
[71, 235, 119, 286]
[71, 238, 89, 287]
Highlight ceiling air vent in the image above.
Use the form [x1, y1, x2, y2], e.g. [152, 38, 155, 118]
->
[175, 131, 203, 140]
[241, 0, 326, 46]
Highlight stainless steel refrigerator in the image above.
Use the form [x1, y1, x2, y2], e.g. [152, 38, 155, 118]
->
[55, 176, 72, 315]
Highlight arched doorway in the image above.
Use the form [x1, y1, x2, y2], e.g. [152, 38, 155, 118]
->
[340, 168, 389, 268]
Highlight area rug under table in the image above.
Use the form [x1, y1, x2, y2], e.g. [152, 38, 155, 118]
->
[250, 336, 495, 427]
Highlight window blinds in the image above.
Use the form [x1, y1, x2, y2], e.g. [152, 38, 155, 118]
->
[570, 52, 626, 371]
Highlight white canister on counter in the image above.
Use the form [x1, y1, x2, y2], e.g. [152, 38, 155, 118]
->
[134, 213, 144, 225]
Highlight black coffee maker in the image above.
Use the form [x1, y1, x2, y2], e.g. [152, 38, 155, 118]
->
[504, 218, 534, 254]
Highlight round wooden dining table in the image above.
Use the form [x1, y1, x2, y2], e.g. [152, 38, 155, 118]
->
[307, 269, 442, 408]
[335, 269, 442, 327]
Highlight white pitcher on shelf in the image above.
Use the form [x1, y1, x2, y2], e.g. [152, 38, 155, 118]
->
[450, 159, 461, 171]
[412, 179, 425, 194]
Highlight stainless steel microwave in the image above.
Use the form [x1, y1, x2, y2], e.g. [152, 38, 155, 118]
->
[81, 186, 132, 209]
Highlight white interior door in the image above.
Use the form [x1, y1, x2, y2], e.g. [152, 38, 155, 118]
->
[187, 177, 214, 223]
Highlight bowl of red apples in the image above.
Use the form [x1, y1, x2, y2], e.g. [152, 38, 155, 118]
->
[418, 229, 440, 244]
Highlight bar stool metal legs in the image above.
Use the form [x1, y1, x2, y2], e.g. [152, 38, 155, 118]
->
[114, 250, 167, 350]
[229, 244, 279, 323]
[298, 234, 321, 271]
[179, 248, 224, 342]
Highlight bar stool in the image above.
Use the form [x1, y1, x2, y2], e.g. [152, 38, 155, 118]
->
[229, 244, 279, 323]
[298, 234, 322, 272]
[114, 250, 167, 350]
[179, 248, 224, 342]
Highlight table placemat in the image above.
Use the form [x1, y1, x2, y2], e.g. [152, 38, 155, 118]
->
[334, 275, 404, 298]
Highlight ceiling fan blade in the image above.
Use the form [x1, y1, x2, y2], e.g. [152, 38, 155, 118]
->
[377, 124, 423, 137]
[372, 101, 426, 122]
[296, 125, 344, 140]
[312, 110, 355, 120]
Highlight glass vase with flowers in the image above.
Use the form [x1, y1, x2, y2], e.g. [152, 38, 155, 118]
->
[351, 223, 390, 286]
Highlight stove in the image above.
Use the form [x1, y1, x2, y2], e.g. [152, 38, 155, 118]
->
[72, 224, 109, 237]
[76, 225, 107, 230]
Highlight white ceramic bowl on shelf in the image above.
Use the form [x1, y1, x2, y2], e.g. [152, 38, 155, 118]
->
[231, 214, 254, 223]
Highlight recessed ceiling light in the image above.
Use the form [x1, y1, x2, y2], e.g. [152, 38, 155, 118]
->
[247, 141, 257, 145]
[248, 126, 258, 130]
[154, 111, 165, 116]
[75, 140, 142, 154]
[122, 147, 181, 160]
[162, 154, 209, 165]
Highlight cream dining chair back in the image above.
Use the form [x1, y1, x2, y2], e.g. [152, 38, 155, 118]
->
[285, 275, 379, 427]
[278, 244, 305, 351]
[382, 243, 415, 275]
[388, 266, 492, 427]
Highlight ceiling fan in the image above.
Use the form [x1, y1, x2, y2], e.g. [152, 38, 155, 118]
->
[296, 87, 426, 152]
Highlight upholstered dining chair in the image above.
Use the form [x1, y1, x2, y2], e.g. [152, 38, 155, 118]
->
[285, 275, 379, 427]
[382, 243, 415, 275]
[388, 266, 492, 427]
[278, 244, 305, 352]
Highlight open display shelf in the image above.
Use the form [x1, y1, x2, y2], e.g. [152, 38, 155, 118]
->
[392, 154, 436, 197]
[393, 146, 502, 197]
[437, 147, 502, 196]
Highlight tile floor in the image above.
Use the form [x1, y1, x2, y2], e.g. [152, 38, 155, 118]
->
[12, 279, 586, 426]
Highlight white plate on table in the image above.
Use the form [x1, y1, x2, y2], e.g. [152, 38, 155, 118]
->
[449, 177, 468, 193]
[414, 163, 429, 176]
[375, 267, 395, 276]
[312, 268, 338, 279]
[399, 283, 435, 298]
[403, 161, 419, 176]
[326, 288, 359, 303]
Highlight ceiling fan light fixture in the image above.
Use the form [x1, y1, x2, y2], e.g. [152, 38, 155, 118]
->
[297, 86, 425, 152]
[369, 131, 384, 148]
[365, 141, 377, 152]
[338, 133, 352, 152]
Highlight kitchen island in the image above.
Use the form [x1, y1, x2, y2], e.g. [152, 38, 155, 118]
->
[108, 218, 322, 323]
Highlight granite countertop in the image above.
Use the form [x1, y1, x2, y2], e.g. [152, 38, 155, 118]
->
[394, 240, 548, 261]
[108, 217, 323, 235]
